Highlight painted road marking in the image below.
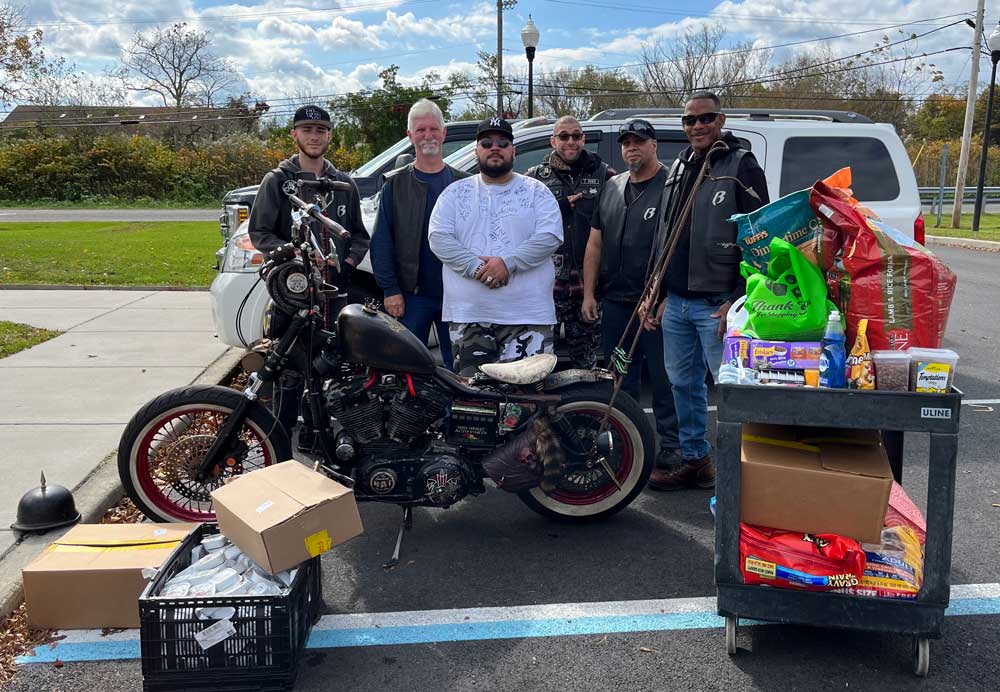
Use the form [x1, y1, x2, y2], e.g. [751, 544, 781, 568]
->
[18, 583, 1000, 664]
[642, 400, 1000, 414]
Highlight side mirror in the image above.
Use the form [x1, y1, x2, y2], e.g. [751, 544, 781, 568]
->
[393, 153, 414, 169]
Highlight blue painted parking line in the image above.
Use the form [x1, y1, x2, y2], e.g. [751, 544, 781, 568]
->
[17, 584, 1000, 664]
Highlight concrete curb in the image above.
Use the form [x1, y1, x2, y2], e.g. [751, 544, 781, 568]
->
[925, 234, 1000, 251]
[0, 345, 245, 619]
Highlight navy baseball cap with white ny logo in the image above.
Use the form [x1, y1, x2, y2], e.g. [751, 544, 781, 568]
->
[476, 116, 514, 140]
[293, 105, 331, 128]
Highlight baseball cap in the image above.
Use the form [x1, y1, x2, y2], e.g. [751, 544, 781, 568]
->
[617, 119, 655, 143]
[476, 116, 514, 140]
[293, 105, 331, 128]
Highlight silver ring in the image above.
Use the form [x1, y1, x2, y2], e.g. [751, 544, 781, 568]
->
[486, 276, 494, 283]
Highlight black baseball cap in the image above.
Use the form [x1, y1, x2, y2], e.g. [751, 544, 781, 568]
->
[293, 105, 331, 128]
[618, 118, 655, 143]
[477, 116, 514, 140]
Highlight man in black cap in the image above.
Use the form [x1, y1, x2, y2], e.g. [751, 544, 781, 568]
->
[428, 117, 563, 376]
[248, 105, 370, 449]
[582, 118, 680, 469]
[525, 115, 614, 370]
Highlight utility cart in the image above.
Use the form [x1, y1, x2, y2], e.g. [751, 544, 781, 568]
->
[714, 384, 962, 676]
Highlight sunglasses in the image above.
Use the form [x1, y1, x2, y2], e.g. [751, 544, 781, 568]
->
[555, 132, 584, 142]
[478, 138, 511, 149]
[681, 112, 721, 127]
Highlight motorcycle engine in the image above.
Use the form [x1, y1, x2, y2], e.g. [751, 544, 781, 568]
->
[324, 373, 449, 445]
[357, 452, 472, 507]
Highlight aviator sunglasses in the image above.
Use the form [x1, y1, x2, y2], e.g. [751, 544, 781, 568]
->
[478, 138, 512, 149]
[681, 112, 721, 127]
[555, 132, 584, 141]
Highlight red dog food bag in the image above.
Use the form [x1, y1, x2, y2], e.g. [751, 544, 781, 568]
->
[809, 181, 957, 351]
[740, 523, 866, 591]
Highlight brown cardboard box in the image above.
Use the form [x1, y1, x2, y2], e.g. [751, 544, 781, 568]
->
[23, 523, 197, 629]
[740, 424, 892, 543]
[211, 461, 363, 575]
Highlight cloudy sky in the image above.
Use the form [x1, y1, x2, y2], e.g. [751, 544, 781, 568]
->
[20, 0, 991, 115]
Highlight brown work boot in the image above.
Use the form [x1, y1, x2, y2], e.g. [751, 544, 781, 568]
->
[647, 456, 716, 491]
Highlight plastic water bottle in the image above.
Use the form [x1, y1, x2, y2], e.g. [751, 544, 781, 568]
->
[818, 310, 847, 388]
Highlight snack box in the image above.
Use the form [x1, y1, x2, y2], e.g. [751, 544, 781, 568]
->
[750, 340, 822, 370]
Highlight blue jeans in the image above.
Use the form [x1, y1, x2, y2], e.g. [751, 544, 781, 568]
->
[601, 299, 679, 452]
[661, 294, 726, 460]
[399, 292, 453, 370]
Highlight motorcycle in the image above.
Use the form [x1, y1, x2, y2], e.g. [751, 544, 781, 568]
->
[117, 177, 654, 564]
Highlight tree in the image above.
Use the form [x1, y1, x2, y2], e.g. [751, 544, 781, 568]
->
[0, 2, 48, 105]
[447, 51, 524, 120]
[117, 23, 238, 108]
[532, 66, 642, 118]
[24, 58, 128, 107]
[331, 65, 453, 154]
[908, 92, 966, 140]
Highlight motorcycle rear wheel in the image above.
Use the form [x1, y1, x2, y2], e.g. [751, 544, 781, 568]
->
[518, 383, 654, 521]
[117, 384, 291, 522]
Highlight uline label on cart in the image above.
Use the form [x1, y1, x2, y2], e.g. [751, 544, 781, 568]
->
[920, 407, 952, 420]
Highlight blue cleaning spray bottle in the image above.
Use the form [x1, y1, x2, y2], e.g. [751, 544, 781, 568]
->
[819, 310, 847, 388]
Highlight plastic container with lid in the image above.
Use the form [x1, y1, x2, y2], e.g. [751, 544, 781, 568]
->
[907, 348, 959, 393]
[872, 350, 911, 391]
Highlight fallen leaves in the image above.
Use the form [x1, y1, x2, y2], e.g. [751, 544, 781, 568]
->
[0, 603, 61, 686]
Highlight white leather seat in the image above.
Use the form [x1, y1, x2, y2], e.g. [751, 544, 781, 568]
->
[478, 353, 558, 385]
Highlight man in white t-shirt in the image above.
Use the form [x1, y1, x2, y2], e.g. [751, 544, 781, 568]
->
[428, 117, 563, 375]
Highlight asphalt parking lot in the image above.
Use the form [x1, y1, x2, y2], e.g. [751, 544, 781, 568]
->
[11, 245, 1000, 691]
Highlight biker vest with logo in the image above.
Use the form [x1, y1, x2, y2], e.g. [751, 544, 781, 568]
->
[526, 151, 608, 277]
[383, 163, 470, 293]
[597, 166, 669, 303]
[658, 141, 749, 295]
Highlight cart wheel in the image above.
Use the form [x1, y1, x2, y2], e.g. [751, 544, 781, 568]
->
[725, 616, 738, 655]
[912, 637, 930, 677]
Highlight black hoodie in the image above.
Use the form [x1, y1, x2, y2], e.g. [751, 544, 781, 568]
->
[248, 154, 370, 267]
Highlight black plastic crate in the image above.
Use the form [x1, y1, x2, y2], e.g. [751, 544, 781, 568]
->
[139, 524, 321, 692]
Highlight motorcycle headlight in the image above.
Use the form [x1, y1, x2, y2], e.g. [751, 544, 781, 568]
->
[221, 232, 264, 273]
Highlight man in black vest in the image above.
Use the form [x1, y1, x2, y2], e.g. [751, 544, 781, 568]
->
[248, 104, 370, 450]
[526, 116, 613, 370]
[646, 91, 769, 491]
[370, 98, 470, 369]
[583, 119, 680, 468]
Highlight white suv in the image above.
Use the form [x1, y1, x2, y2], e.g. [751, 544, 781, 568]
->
[211, 109, 922, 348]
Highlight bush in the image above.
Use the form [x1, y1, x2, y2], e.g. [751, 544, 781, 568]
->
[0, 132, 372, 204]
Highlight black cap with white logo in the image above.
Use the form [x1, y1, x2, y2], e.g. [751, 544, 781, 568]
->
[476, 116, 514, 140]
[617, 118, 656, 142]
[293, 105, 331, 128]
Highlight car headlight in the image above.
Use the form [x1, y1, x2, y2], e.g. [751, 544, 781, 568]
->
[221, 232, 265, 273]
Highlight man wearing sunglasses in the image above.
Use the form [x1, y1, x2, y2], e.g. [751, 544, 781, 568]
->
[646, 91, 769, 491]
[428, 117, 563, 376]
[582, 118, 681, 470]
[525, 116, 614, 371]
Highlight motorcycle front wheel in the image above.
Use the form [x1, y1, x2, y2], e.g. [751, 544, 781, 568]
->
[117, 384, 291, 522]
[518, 382, 654, 521]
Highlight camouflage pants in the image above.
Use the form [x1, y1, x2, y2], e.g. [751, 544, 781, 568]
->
[554, 273, 600, 370]
[450, 322, 555, 376]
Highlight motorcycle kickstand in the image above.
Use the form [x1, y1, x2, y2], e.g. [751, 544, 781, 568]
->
[383, 506, 413, 571]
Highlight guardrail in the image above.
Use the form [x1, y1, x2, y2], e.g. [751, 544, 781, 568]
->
[919, 186, 1000, 203]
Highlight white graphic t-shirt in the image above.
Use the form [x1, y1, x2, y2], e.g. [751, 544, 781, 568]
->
[428, 174, 563, 325]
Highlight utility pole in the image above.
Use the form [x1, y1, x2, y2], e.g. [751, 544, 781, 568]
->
[497, 0, 517, 115]
[952, 0, 985, 228]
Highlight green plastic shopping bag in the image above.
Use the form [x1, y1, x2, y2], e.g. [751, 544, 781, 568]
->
[740, 237, 837, 340]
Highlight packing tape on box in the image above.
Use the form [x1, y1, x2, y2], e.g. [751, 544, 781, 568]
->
[49, 541, 183, 554]
[741, 434, 820, 453]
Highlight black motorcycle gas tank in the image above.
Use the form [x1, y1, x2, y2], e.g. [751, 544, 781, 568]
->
[337, 304, 437, 374]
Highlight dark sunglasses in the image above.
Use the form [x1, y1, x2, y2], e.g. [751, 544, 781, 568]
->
[681, 112, 721, 127]
[478, 138, 511, 149]
[555, 132, 584, 142]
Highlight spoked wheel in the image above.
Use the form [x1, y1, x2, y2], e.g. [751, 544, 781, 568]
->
[518, 383, 654, 521]
[118, 385, 291, 522]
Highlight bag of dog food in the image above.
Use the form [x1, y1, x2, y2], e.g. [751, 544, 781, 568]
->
[809, 181, 957, 351]
[740, 523, 866, 591]
[847, 319, 874, 389]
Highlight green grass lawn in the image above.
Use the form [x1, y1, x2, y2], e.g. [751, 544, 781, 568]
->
[0, 321, 61, 358]
[926, 213, 1000, 242]
[0, 198, 216, 209]
[0, 221, 219, 287]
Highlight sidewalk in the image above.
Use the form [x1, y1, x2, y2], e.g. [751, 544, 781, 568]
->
[0, 289, 240, 614]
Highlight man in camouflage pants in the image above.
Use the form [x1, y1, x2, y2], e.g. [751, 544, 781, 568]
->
[526, 116, 614, 369]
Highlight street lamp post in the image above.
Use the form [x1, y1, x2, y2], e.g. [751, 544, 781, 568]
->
[973, 21, 1000, 233]
[521, 17, 540, 118]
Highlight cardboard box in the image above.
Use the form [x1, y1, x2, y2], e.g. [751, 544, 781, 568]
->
[212, 461, 363, 575]
[23, 523, 197, 629]
[740, 424, 892, 543]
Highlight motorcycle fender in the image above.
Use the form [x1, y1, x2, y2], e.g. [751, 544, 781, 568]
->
[542, 368, 613, 391]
